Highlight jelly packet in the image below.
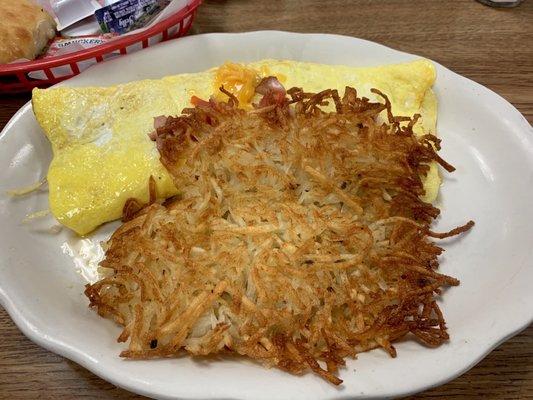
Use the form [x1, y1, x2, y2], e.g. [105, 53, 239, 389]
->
[95, 0, 171, 34]
[45, 35, 118, 57]
[28, 35, 120, 80]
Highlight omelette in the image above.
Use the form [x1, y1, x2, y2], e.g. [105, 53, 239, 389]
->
[32, 59, 439, 235]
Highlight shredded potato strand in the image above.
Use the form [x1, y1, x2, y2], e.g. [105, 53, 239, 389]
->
[85, 86, 473, 385]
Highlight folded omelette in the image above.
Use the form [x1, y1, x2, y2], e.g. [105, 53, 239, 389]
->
[32, 59, 439, 235]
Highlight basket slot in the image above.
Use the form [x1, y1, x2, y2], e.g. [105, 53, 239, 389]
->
[127, 42, 143, 53]
[184, 12, 195, 32]
[167, 24, 179, 39]
[148, 33, 163, 46]
[177, 20, 185, 37]
[103, 52, 120, 61]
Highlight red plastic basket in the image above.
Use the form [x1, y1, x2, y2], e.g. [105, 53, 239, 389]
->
[0, 0, 202, 93]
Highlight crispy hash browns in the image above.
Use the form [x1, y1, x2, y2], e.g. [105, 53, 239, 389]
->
[85, 81, 474, 385]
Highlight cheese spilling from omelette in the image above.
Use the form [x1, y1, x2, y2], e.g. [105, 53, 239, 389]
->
[32, 59, 439, 235]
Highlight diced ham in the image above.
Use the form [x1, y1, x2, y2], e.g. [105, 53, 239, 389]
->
[255, 76, 286, 107]
[148, 115, 169, 141]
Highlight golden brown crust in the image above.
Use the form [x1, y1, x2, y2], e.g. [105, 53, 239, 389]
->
[0, 0, 56, 64]
[85, 85, 473, 385]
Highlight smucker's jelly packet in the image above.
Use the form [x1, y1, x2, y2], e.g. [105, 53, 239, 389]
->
[46, 35, 118, 57]
[95, 0, 171, 34]
[27, 35, 120, 80]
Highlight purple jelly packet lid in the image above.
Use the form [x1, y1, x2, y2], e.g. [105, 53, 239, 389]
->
[95, 0, 171, 35]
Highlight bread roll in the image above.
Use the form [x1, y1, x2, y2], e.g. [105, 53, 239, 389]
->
[0, 0, 56, 64]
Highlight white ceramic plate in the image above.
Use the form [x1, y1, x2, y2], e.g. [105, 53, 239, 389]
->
[0, 31, 532, 400]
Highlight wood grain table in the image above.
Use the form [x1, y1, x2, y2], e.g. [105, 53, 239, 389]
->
[1, 0, 532, 398]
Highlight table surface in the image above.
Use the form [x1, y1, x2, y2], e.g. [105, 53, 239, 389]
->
[1, 0, 532, 399]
